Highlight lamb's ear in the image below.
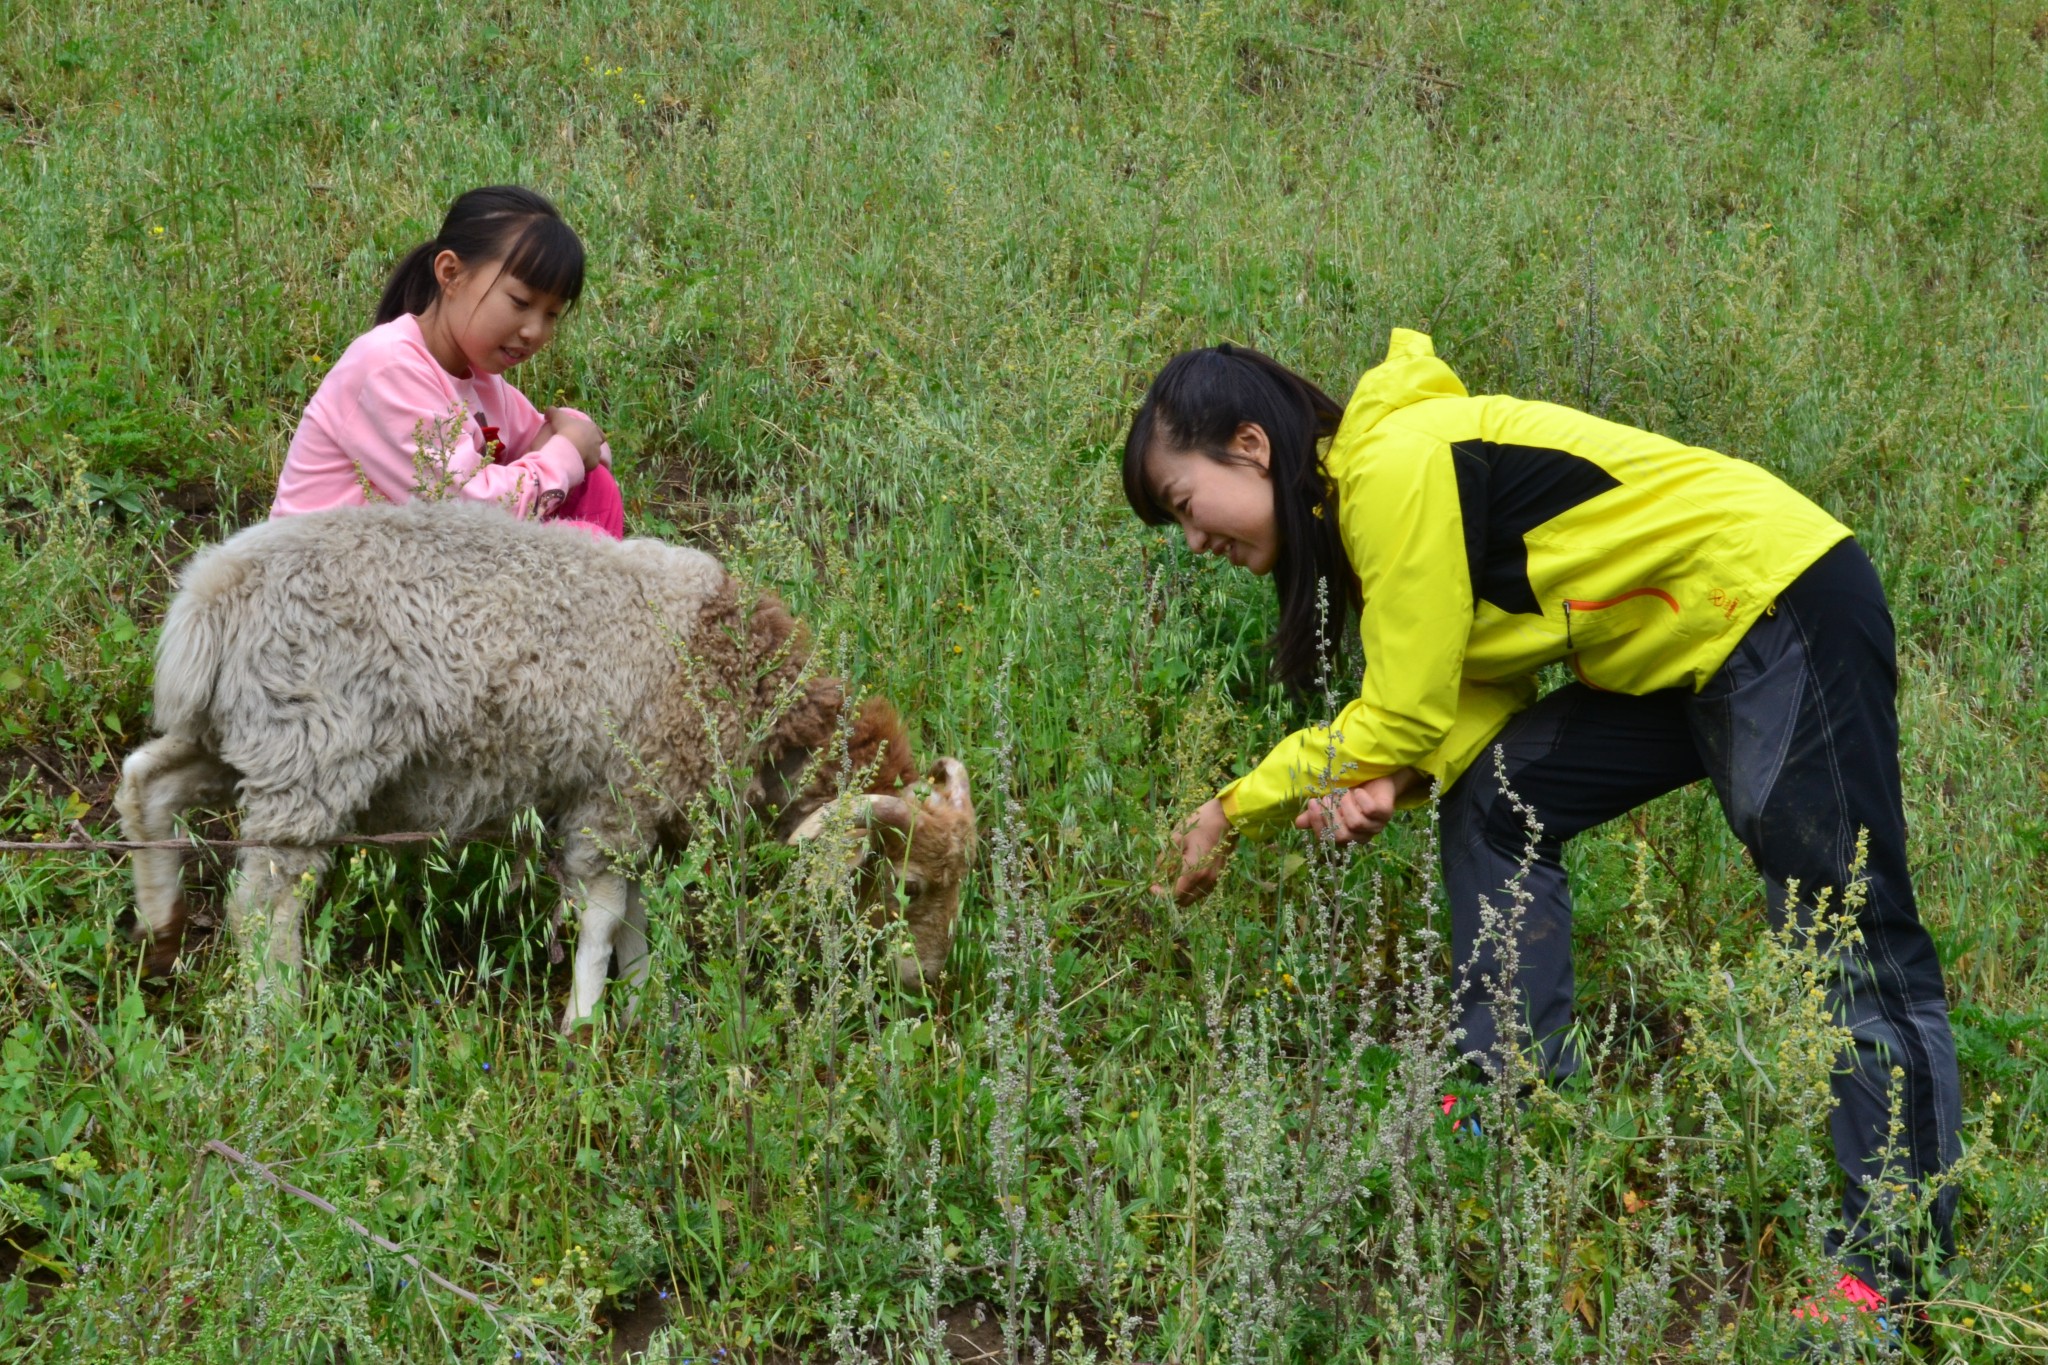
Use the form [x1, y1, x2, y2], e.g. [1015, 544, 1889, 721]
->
[925, 758, 972, 814]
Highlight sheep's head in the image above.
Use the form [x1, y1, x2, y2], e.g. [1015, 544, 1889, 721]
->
[751, 663, 974, 985]
[787, 757, 975, 988]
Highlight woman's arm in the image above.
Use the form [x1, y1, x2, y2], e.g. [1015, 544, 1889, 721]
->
[1218, 433, 1477, 838]
[1296, 766, 1426, 843]
[1163, 768, 1416, 904]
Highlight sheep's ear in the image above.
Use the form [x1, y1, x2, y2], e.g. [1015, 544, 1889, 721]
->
[858, 794, 917, 834]
[925, 758, 972, 814]
[785, 800, 840, 844]
[785, 794, 915, 845]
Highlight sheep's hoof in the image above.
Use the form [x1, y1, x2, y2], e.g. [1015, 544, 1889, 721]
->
[131, 906, 187, 977]
[562, 1018, 598, 1047]
[140, 935, 185, 977]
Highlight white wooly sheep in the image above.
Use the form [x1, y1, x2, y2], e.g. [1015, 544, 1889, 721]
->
[114, 500, 975, 1030]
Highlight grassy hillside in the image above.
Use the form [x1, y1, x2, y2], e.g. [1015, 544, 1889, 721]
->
[3, 0, 2046, 1359]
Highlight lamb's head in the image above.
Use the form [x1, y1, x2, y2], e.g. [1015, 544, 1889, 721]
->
[788, 753, 976, 989]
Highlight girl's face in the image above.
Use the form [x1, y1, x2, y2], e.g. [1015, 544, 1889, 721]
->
[425, 249, 568, 377]
[1144, 423, 1281, 575]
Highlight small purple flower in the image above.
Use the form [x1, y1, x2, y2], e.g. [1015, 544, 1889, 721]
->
[482, 1062, 491, 1071]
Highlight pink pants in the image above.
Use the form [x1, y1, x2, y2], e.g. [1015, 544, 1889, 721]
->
[546, 465, 626, 540]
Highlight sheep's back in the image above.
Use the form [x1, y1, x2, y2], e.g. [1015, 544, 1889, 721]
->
[184, 502, 732, 836]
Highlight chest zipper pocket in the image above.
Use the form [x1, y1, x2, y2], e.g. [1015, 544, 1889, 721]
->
[1561, 588, 1682, 651]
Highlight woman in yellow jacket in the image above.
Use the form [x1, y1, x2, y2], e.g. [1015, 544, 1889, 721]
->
[1127, 330, 1958, 1315]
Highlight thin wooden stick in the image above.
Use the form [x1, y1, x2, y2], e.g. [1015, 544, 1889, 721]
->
[0, 830, 463, 856]
[190, 1139, 513, 1322]
[13, 747, 75, 790]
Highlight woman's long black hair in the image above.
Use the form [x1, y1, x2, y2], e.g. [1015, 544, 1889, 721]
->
[374, 185, 586, 325]
[1123, 343, 1354, 694]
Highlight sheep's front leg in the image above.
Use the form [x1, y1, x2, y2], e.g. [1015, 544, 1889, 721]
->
[226, 845, 329, 991]
[114, 736, 236, 975]
[562, 869, 630, 1035]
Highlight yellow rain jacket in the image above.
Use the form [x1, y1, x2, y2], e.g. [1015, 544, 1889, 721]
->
[1217, 329, 1851, 839]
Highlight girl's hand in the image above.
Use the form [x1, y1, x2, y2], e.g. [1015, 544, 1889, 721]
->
[541, 408, 608, 471]
[1295, 769, 1419, 845]
[1156, 798, 1237, 905]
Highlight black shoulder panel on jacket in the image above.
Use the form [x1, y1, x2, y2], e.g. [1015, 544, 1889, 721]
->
[1448, 440, 1621, 616]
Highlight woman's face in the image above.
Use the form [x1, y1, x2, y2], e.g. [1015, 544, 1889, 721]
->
[428, 250, 567, 377]
[1144, 423, 1281, 575]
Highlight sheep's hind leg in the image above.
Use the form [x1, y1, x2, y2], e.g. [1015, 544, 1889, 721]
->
[613, 881, 651, 1023]
[561, 869, 631, 1036]
[114, 737, 236, 975]
[226, 845, 330, 992]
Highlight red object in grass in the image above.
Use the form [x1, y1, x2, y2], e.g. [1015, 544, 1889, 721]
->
[1791, 1272, 1887, 1322]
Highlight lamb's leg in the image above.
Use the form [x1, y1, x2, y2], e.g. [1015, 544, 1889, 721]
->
[562, 869, 630, 1035]
[114, 737, 236, 975]
[225, 845, 329, 989]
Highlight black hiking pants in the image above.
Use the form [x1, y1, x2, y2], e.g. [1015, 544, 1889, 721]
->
[1439, 537, 1961, 1296]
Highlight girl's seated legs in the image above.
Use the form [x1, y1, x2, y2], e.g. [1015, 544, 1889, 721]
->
[548, 464, 625, 540]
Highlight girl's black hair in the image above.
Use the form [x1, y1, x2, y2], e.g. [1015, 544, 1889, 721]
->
[374, 185, 586, 325]
[1123, 343, 1355, 694]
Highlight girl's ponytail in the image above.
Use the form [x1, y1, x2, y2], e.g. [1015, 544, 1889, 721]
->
[370, 186, 585, 327]
[375, 240, 443, 325]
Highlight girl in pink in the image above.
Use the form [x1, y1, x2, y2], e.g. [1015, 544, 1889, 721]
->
[273, 185, 625, 538]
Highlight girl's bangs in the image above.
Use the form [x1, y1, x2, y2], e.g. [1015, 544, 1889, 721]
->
[499, 215, 586, 305]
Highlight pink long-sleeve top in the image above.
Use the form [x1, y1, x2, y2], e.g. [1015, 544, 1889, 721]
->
[272, 313, 605, 520]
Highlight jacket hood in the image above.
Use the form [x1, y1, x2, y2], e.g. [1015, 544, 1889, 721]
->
[1338, 329, 1468, 438]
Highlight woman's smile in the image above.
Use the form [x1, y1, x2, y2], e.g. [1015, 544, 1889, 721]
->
[1143, 428, 1281, 576]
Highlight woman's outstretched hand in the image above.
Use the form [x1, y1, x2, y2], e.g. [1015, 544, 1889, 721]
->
[1295, 771, 1414, 845]
[1156, 797, 1237, 905]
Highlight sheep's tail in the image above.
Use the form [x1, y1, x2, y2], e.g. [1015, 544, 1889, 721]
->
[151, 541, 251, 736]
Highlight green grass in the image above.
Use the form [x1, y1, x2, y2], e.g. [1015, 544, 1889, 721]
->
[4, 0, 2048, 1359]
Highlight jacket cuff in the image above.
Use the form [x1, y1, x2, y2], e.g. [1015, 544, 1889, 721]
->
[1215, 777, 1294, 843]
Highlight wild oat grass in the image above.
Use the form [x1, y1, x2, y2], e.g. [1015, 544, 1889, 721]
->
[3, 0, 2046, 1359]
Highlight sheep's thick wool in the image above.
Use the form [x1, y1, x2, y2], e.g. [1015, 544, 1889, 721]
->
[117, 500, 975, 1029]
[158, 500, 738, 848]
